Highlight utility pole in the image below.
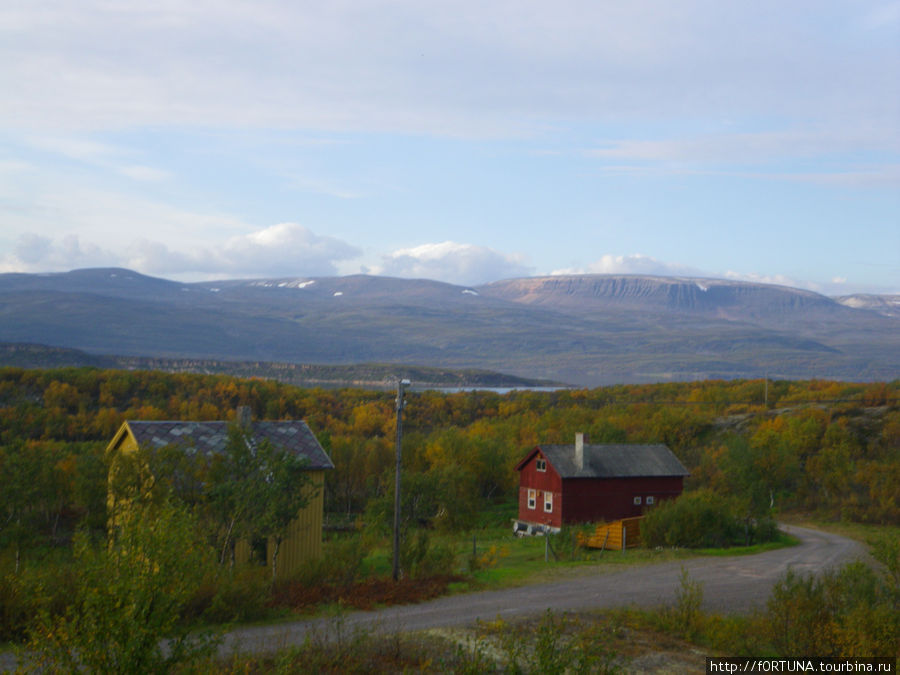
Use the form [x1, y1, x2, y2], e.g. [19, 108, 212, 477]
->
[392, 378, 410, 581]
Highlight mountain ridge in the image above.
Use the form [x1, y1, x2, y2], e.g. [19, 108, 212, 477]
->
[0, 268, 897, 386]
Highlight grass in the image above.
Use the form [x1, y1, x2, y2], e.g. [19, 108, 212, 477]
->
[358, 520, 801, 597]
[779, 514, 900, 545]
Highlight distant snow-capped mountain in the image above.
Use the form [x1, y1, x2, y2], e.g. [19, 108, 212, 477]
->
[835, 294, 900, 319]
[0, 268, 897, 386]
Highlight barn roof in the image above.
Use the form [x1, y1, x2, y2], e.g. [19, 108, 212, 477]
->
[118, 420, 334, 470]
[520, 443, 688, 479]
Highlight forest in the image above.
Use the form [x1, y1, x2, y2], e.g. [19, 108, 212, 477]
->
[0, 368, 898, 668]
[1, 367, 897, 550]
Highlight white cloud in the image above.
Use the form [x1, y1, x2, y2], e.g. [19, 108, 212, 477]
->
[723, 270, 809, 290]
[377, 241, 532, 286]
[720, 270, 884, 296]
[2, 1, 895, 140]
[1, 223, 361, 280]
[125, 223, 361, 278]
[25, 134, 172, 182]
[220, 223, 360, 276]
[551, 254, 702, 278]
[588, 130, 900, 169]
[0, 233, 115, 273]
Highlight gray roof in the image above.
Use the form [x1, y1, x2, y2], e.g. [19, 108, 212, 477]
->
[124, 420, 334, 470]
[536, 443, 688, 479]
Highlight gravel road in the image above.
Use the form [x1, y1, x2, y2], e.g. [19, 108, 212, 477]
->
[217, 524, 864, 658]
[0, 524, 865, 671]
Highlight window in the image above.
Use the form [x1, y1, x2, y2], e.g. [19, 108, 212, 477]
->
[536, 458, 547, 472]
[646, 496, 655, 505]
[527, 489, 536, 509]
[633, 496, 642, 505]
[544, 491, 553, 512]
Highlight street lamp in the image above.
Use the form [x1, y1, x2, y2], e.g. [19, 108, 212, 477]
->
[392, 378, 411, 581]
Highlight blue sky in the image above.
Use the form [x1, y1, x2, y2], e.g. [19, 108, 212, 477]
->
[1, 1, 898, 294]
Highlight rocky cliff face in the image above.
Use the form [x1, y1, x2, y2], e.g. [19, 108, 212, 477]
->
[478, 275, 850, 322]
[835, 294, 900, 319]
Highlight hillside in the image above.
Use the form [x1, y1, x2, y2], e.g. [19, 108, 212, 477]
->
[836, 293, 900, 319]
[0, 343, 556, 390]
[0, 268, 897, 386]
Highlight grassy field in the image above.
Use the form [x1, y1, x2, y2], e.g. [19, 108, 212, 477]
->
[332, 520, 800, 600]
[778, 515, 900, 545]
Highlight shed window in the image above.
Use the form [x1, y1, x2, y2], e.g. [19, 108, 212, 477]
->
[633, 496, 642, 505]
[536, 458, 547, 472]
[646, 496, 655, 505]
[527, 489, 536, 510]
[544, 491, 553, 512]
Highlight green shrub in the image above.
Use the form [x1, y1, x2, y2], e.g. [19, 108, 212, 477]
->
[766, 555, 900, 658]
[292, 536, 369, 587]
[641, 490, 748, 548]
[0, 553, 78, 643]
[400, 530, 456, 579]
[202, 565, 272, 624]
[27, 502, 219, 674]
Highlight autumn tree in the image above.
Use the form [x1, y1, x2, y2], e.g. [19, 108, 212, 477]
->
[28, 501, 218, 674]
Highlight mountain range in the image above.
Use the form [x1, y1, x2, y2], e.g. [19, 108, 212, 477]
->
[0, 268, 897, 386]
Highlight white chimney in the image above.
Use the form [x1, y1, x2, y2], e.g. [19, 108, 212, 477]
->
[575, 432, 584, 470]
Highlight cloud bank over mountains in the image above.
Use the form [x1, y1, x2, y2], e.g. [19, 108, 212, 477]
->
[0, 224, 864, 297]
[376, 241, 532, 287]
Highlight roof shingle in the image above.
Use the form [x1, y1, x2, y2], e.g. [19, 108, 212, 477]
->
[125, 420, 334, 470]
[534, 443, 688, 479]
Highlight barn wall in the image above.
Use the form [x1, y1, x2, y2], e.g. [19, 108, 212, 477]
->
[562, 475, 684, 523]
[233, 471, 325, 578]
[517, 451, 563, 528]
[269, 471, 326, 578]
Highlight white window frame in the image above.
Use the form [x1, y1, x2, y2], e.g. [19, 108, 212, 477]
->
[646, 496, 655, 505]
[633, 496, 642, 505]
[544, 491, 553, 513]
[527, 489, 537, 510]
[536, 458, 547, 472]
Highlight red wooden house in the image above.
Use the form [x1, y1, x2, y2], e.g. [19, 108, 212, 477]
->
[514, 433, 688, 533]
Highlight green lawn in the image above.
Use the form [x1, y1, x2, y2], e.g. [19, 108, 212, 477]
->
[357, 520, 799, 595]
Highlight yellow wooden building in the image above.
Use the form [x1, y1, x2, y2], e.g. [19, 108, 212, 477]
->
[106, 414, 334, 579]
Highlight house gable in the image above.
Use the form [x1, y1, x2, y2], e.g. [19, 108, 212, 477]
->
[516, 448, 564, 529]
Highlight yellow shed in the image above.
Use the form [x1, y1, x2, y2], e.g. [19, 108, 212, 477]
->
[106, 415, 334, 578]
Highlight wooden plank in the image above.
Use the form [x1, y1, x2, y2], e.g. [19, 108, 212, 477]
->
[583, 516, 644, 551]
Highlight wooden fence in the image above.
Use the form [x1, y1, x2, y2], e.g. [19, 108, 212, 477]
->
[578, 516, 643, 551]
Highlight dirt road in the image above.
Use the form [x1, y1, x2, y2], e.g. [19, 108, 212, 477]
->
[0, 524, 863, 670]
[217, 524, 864, 658]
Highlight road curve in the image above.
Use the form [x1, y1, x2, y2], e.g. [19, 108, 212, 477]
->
[0, 525, 865, 670]
[217, 524, 864, 658]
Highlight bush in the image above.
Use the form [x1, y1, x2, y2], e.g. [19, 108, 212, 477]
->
[26, 502, 219, 674]
[0, 552, 78, 643]
[641, 490, 757, 548]
[401, 530, 455, 579]
[766, 556, 900, 658]
[201, 565, 272, 624]
[291, 536, 369, 588]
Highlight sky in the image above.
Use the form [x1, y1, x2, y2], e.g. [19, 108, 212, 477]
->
[1, 1, 898, 294]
